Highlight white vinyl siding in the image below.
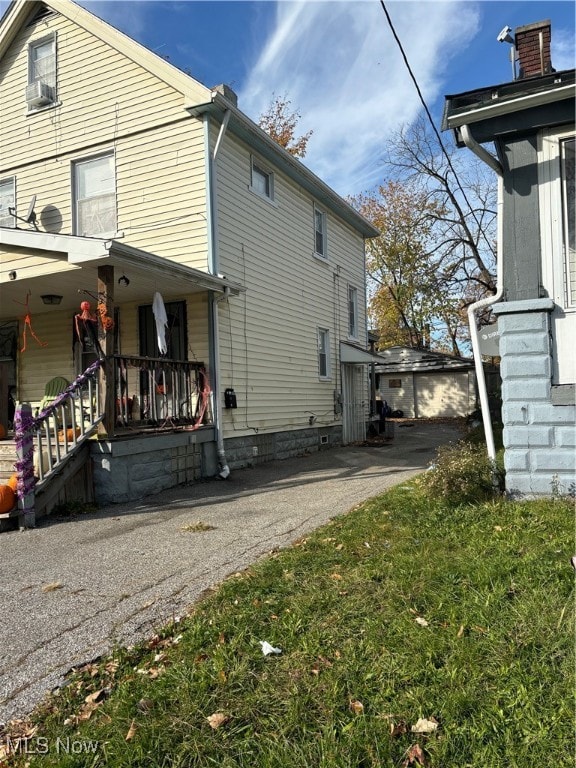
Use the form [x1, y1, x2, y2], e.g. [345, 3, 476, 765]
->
[0, 177, 16, 228]
[539, 125, 576, 384]
[74, 153, 117, 237]
[314, 205, 327, 258]
[215, 131, 368, 435]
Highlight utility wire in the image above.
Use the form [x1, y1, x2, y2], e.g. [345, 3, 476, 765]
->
[379, 0, 497, 263]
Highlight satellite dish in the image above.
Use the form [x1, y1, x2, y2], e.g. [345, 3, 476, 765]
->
[7, 195, 39, 230]
[25, 195, 37, 223]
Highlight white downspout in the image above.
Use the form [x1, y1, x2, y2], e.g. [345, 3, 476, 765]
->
[460, 124, 504, 462]
[204, 109, 231, 478]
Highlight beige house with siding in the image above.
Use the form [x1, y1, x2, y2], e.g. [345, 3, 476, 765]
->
[0, 0, 378, 522]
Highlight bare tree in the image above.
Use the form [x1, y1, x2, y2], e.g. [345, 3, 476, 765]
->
[353, 116, 498, 353]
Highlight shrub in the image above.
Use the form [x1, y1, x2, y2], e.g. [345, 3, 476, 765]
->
[419, 440, 504, 505]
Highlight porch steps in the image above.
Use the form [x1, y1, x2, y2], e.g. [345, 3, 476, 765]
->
[0, 439, 17, 483]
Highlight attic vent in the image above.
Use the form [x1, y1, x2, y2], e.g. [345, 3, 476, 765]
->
[26, 80, 55, 108]
[27, 6, 57, 26]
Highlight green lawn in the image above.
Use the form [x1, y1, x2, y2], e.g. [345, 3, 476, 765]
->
[4, 485, 574, 768]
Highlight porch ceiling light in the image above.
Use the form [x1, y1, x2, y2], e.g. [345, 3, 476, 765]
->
[41, 294, 63, 305]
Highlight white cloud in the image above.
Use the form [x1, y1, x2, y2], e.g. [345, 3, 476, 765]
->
[552, 27, 576, 72]
[239, 1, 480, 196]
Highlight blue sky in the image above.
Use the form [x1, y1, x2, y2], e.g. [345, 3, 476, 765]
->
[3, 1, 575, 195]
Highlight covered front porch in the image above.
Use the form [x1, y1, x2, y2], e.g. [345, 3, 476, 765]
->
[0, 229, 243, 527]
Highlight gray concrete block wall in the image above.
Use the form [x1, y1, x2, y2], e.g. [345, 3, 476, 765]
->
[224, 426, 342, 471]
[494, 300, 575, 498]
[91, 431, 210, 504]
[91, 426, 344, 503]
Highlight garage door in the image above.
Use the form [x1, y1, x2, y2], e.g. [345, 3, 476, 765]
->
[414, 372, 471, 418]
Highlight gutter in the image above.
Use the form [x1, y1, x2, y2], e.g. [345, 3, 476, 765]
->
[460, 124, 504, 463]
[188, 94, 380, 240]
[203, 109, 232, 479]
[446, 83, 574, 129]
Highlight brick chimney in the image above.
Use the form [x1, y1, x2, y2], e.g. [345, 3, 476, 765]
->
[515, 20, 553, 79]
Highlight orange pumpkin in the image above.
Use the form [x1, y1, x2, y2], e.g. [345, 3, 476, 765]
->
[0, 485, 16, 514]
[58, 427, 81, 443]
[7, 474, 18, 492]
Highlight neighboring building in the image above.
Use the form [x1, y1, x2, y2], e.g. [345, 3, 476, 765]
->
[374, 346, 481, 419]
[444, 20, 575, 497]
[0, 0, 378, 515]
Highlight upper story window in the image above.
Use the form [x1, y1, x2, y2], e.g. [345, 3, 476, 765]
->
[27, 34, 57, 109]
[314, 205, 327, 258]
[73, 153, 117, 237]
[0, 177, 16, 228]
[318, 327, 331, 379]
[250, 157, 274, 201]
[348, 285, 358, 339]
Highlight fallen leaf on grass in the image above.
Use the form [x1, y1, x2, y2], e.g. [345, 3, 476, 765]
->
[207, 712, 229, 729]
[415, 617, 429, 627]
[349, 700, 364, 715]
[330, 573, 343, 581]
[403, 743, 428, 766]
[411, 717, 439, 734]
[85, 689, 109, 705]
[42, 582, 63, 592]
[125, 720, 137, 741]
[391, 720, 408, 738]
[456, 624, 465, 638]
[137, 698, 154, 714]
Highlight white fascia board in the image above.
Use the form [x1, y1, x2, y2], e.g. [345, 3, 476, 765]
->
[340, 342, 382, 365]
[107, 241, 245, 296]
[0, 227, 110, 259]
[446, 85, 575, 129]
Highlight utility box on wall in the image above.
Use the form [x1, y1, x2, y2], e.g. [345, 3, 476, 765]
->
[224, 388, 237, 409]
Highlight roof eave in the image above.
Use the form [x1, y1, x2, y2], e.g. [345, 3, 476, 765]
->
[189, 94, 381, 239]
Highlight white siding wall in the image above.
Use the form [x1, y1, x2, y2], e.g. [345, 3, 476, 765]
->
[216, 132, 368, 436]
[379, 375, 416, 418]
[0, 10, 209, 268]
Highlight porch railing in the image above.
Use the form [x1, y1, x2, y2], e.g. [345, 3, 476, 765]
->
[14, 359, 104, 527]
[12, 356, 211, 527]
[112, 355, 211, 430]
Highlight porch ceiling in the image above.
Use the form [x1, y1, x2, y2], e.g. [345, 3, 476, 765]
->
[0, 229, 244, 321]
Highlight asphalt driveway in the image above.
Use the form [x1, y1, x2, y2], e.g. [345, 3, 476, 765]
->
[0, 419, 461, 723]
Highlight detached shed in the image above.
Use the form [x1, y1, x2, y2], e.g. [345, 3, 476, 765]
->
[374, 347, 479, 419]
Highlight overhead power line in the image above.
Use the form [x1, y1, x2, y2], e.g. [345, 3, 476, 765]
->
[379, 0, 496, 261]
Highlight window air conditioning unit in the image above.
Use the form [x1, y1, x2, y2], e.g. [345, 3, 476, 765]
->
[26, 81, 55, 108]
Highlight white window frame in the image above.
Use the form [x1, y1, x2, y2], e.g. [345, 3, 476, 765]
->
[347, 285, 358, 340]
[73, 152, 117, 238]
[27, 33, 57, 106]
[539, 125, 576, 385]
[0, 177, 16, 228]
[318, 327, 331, 379]
[314, 205, 327, 259]
[250, 156, 274, 201]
